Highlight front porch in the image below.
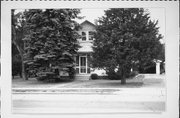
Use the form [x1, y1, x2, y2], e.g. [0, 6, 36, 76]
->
[75, 74, 91, 80]
[74, 52, 92, 80]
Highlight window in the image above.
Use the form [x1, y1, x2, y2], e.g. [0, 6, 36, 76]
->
[89, 31, 94, 40]
[82, 32, 86, 41]
[81, 31, 95, 41]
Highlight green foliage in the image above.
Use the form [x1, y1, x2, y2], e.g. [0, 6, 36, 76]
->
[106, 71, 121, 80]
[92, 8, 164, 83]
[90, 73, 99, 80]
[23, 9, 81, 80]
[68, 67, 76, 80]
[128, 71, 139, 78]
[12, 10, 26, 50]
[36, 71, 58, 82]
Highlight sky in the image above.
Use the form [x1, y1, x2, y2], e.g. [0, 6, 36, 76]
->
[76, 8, 165, 42]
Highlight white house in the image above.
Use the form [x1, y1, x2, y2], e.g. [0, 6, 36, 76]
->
[74, 20, 97, 80]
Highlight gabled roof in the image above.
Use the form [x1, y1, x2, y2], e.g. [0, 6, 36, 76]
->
[80, 20, 96, 27]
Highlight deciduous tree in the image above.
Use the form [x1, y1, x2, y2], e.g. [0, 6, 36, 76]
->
[92, 8, 164, 84]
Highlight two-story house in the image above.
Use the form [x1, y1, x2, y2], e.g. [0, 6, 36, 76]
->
[74, 20, 96, 80]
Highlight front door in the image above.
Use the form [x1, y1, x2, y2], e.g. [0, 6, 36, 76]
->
[80, 56, 87, 74]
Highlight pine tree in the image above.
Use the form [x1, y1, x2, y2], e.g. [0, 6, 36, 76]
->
[23, 9, 81, 80]
[92, 8, 164, 84]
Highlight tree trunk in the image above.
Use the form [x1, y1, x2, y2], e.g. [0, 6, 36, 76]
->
[21, 56, 28, 80]
[121, 71, 126, 84]
[121, 77, 126, 84]
[12, 26, 27, 80]
[120, 66, 126, 84]
[15, 43, 28, 80]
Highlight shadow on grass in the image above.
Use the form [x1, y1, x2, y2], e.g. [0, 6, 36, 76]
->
[12, 76, 144, 88]
[100, 82, 143, 88]
[12, 76, 76, 88]
[86, 79, 144, 88]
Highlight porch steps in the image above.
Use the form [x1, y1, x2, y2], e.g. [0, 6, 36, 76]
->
[75, 74, 91, 80]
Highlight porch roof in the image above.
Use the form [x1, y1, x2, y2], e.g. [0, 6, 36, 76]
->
[77, 45, 93, 53]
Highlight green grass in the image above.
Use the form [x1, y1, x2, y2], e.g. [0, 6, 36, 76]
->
[12, 74, 165, 88]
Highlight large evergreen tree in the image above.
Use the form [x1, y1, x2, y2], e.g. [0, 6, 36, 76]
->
[92, 8, 164, 84]
[23, 9, 81, 80]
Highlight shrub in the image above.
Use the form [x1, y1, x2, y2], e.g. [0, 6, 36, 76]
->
[91, 73, 99, 80]
[106, 71, 122, 80]
[128, 71, 138, 78]
[36, 72, 47, 81]
[12, 60, 22, 78]
[36, 71, 57, 82]
[98, 76, 108, 80]
[36, 76, 47, 81]
[68, 67, 76, 80]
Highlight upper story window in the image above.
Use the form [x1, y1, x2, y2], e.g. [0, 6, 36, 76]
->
[81, 31, 95, 41]
[81, 32, 86, 41]
[89, 31, 94, 40]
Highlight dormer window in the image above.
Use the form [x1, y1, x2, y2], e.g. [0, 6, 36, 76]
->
[82, 32, 86, 41]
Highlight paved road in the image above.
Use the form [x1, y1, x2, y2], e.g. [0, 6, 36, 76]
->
[12, 88, 165, 114]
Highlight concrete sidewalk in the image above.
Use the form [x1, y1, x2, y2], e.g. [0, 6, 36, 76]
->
[13, 102, 165, 114]
[12, 88, 165, 98]
[12, 94, 165, 114]
[13, 88, 165, 101]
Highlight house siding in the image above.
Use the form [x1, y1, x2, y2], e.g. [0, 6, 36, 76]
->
[75, 20, 96, 80]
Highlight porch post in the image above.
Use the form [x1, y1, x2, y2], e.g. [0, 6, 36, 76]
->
[156, 62, 160, 75]
[86, 31, 89, 41]
[86, 54, 88, 74]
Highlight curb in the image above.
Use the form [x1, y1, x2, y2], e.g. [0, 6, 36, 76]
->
[12, 88, 121, 94]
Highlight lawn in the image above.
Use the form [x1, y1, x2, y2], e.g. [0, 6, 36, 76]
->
[12, 74, 165, 88]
